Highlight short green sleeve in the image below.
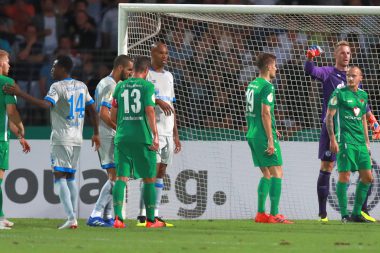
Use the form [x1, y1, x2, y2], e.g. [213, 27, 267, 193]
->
[4, 80, 16, 105]
[145, 82, 155, 107]
[261, 84, 274, 106]
[328, 90, 339, 109]
[113, 82, 121, 100]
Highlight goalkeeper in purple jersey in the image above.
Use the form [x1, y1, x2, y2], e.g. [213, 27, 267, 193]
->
[304, 41, 378, 222]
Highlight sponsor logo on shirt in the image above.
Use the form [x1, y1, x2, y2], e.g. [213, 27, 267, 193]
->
[152, 94, 155, 103]
[344, 115, 361, 120]
[353, 107, 360, 116]
[330, 96, 337, 106]
[267, 93, 273, 103]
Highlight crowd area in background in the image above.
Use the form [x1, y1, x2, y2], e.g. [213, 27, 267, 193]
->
[0, 0, 379, 140]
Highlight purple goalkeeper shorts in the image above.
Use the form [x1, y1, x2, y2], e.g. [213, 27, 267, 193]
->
[318, 122, 336, 162]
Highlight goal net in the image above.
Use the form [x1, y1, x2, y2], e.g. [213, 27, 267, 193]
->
[118, 4, 380, 220]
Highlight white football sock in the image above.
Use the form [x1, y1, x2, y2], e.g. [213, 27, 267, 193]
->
[66, 178, 78, 218]
[55, 179, 75, 220]
[155, 178, 164, 217]
[139, 180, 146, 216]
[91, 180, 113, 218]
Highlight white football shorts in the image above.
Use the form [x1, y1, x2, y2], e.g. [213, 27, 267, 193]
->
[157, 135, 174, 165]
[98, 138, 115, 169]
[51, 145, 81, 174]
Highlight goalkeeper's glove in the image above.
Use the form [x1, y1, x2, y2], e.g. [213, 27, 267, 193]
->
[368, 114, 380, 140]
[306, 45, 323, 59]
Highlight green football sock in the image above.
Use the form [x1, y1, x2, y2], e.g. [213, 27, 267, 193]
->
[112, 180, 126, 221]
[257, 177, 270, 213]
[336, 181, 348, 217]
[0, 178, 3, 217]
[352, 181, 371, 216]
[269, 177, 282, 216]
[143, 182, 156, 222]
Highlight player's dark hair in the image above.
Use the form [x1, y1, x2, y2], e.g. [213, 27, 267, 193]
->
[113, 55, 133, 69]
[133, 56, 150, 73]
[55, 55, 73, 73]
[256, 53, 276, 71]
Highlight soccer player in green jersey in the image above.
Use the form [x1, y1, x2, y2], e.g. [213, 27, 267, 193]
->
[111, 56, 163, 228]
[326, 66, 373, 223]
[246, 53, 293, 224]
[0, 50, 31, 230]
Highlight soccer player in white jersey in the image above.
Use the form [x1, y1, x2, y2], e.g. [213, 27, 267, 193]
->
[137, 42, 181, 227]
[5, 56, 100, 229]
[86, 55, 133, 227]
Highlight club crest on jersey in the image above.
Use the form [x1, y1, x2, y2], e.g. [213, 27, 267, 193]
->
[330, 96, 337, 106]
[353, 107, 360, 116]
[267, 93, 273, 103]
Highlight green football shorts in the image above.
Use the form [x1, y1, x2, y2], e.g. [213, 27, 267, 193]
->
[0, 141, 9, 170]
[337, 143, 371, 172]
[247, 137, 283, 167]
[114, 142, 157, 179]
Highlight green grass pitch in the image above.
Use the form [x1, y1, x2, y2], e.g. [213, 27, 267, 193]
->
[0, 219, 379, 253]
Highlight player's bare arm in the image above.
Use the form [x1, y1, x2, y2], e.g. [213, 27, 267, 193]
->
[3, 83, 51, 109]
[262, 103, 274, 155]
[100, 106, 116, 130]
[156, 99, 174, 116]
[87, 103, 100, 151]
[173, 111, 181, 153]
[362, 114, 370, 152]
[110, 105, 117, 125]
[326, 108, 338, 154]
[6, 104, 30, 153]
[146, 106, 159, 151]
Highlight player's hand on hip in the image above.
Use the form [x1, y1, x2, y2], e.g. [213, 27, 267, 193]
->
[19, 138, 31, 153]
[149, 135, 159, 151]
[92, 134, 101, 151]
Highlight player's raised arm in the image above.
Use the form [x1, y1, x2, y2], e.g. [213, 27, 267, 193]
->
[304, 45, 328, 81]
[3, 83, 52, 109]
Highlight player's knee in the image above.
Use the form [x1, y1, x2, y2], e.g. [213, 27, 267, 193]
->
[338, 172, 350, 183]
[116, 176, 128, 182]
[156, 164, 167, 178]
[143, 177, 156, 184]
[320, 161, 334, 172]
[361, 172, 373, 184]
[107, 169, 117, 181]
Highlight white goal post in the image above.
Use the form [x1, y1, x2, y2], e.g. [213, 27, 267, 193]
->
[118, 4, 380, 220]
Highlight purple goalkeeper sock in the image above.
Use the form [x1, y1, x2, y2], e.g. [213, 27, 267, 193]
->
[317, 170, 331, 218]
[362, 183, 372, 213]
